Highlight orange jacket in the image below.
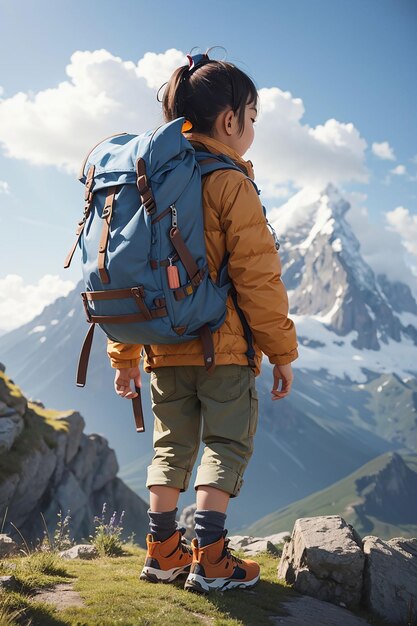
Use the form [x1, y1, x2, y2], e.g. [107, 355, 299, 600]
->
[107, 132, 299, 376]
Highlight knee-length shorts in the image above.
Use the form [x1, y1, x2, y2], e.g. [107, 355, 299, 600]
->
[146, 364, 259, 497]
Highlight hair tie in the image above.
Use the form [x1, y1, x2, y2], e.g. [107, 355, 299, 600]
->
[181, 120, 193, 132]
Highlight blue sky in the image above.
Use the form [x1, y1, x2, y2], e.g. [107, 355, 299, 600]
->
[0, 0, 416, 330]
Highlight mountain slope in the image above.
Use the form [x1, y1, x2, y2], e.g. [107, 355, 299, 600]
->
[244, 451, 417, 540]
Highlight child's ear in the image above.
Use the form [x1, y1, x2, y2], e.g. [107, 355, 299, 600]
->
[224, 109, 236, 136]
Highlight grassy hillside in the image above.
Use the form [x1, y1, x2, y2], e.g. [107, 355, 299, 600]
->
[243, 451, 417, 540]
[0, 543, 390, 626]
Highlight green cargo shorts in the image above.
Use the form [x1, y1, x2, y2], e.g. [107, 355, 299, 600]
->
[146, 364, 259, 497]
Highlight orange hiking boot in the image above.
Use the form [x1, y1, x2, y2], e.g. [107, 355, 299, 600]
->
[184, 532, 260, 593]
[139, 529, 192, 583]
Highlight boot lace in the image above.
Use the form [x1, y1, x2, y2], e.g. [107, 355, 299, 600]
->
[223, 537, 243, 565]
[178, 528, 192, 555]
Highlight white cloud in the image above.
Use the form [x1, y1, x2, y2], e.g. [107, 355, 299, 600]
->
[390, 164, 407, 176]
[344, 197, 417, 300]
[385, 206, 417, 257]
[0, 274, 75, 331]
[372, 141, 396, 160]
[249, 87, 369, 194]
[0, 181, 10, 194]
[0, 49, 369, 195]
[137, 49, 185, 90]
[0, 49, 183, 173]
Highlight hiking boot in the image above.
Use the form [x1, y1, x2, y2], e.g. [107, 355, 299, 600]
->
[184, 532, 260, 593]
[139, 529, 192, 583]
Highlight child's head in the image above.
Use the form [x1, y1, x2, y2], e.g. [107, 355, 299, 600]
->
[162, 54, 258, 156]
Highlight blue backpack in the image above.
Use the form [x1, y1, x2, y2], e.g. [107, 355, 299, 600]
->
[64, 117, 260, 430]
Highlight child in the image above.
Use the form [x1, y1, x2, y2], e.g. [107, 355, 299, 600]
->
[107, 51, 298, 593]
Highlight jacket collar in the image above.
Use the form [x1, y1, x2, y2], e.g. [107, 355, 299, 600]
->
[184, 131, 254, 179]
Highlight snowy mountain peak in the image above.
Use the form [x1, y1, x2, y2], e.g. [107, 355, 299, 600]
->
[271, 183, 417, 359]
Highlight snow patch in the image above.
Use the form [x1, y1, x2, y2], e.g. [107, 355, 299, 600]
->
[67, 309, 75, 318]
[30, 325, 46, 334]
[397, 311, 417, 328]
[332, 238, 342, 252]
[50, 319, 59, 325]
[365, 304, 376, 321]
[39, 336, 46, 343]
[291, 312, 417, 382]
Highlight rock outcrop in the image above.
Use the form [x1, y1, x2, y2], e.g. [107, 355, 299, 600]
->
[278, 514, 417, 625]
[0, 364, 149, 548]
[362, 535, 417, 625]
[277, 515, 364, 609]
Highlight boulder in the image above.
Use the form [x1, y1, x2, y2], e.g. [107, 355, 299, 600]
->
[362, 535, 417, 625]
[228, 535, 280, 556]
[277, 515, 364, 610]
[178, 504, 197, 541]
[59, 544, 99, 560]
[0, 575, 19, 591]
[0, 534, 18, 557]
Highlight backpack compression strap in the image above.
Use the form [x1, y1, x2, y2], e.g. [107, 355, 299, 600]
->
[76, 322, 145, 433]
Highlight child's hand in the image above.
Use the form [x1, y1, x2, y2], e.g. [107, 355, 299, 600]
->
[114, 366, 141, 399]
[271, 364, 294, 400]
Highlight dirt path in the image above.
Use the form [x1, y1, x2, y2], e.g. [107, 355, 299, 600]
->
[32, 582, 85, 610]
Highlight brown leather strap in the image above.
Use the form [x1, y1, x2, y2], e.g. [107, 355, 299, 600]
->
[98, 186, 117, 284]
[136, 158, 156, 215]
[169, 227, 199, 280]
[76, 322, 145, 434]
[198, 324, 215, 374]
[174, 283, 194, 301]
[151, 205, 172, 225]
[76, 323, 96, 386]
[78, 133, 127, 181]
[132, 387, 145, 433]
[84, 307, 167, 324]
[83, 287, 166, 304]
[172, 267, 206, 301]
[131, 286, 152, 320]
[64, 165, 95, 269]
[64, 219, 86, 269]
[84, 164, 95, 201]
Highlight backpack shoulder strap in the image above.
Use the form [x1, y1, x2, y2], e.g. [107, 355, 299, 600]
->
[195, 150, 248, 177]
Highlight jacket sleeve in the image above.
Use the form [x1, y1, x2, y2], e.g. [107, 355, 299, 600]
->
[220, 175, 299, 366]
[107, 339, 142, 369]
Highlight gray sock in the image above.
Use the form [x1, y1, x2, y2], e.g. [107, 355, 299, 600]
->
[194, 509, 227, 547]
[148, 507, 178, 542]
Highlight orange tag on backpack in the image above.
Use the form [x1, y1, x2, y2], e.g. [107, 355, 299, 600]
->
[167, 264, 180, 289]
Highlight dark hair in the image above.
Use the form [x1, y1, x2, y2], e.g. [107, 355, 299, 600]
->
[162, 60, 258, 136]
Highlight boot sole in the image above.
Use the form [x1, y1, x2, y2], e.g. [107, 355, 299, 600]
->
[184, 572, 260, 594]
[140, 564, 191, 584]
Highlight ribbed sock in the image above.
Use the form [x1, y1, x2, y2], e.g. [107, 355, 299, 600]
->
[194, 509, 227, 547]
[147, 507, 178, 542]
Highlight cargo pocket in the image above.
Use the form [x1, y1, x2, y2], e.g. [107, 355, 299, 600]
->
[150, 367, 176, 403]
[203, 364, 242, 403]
